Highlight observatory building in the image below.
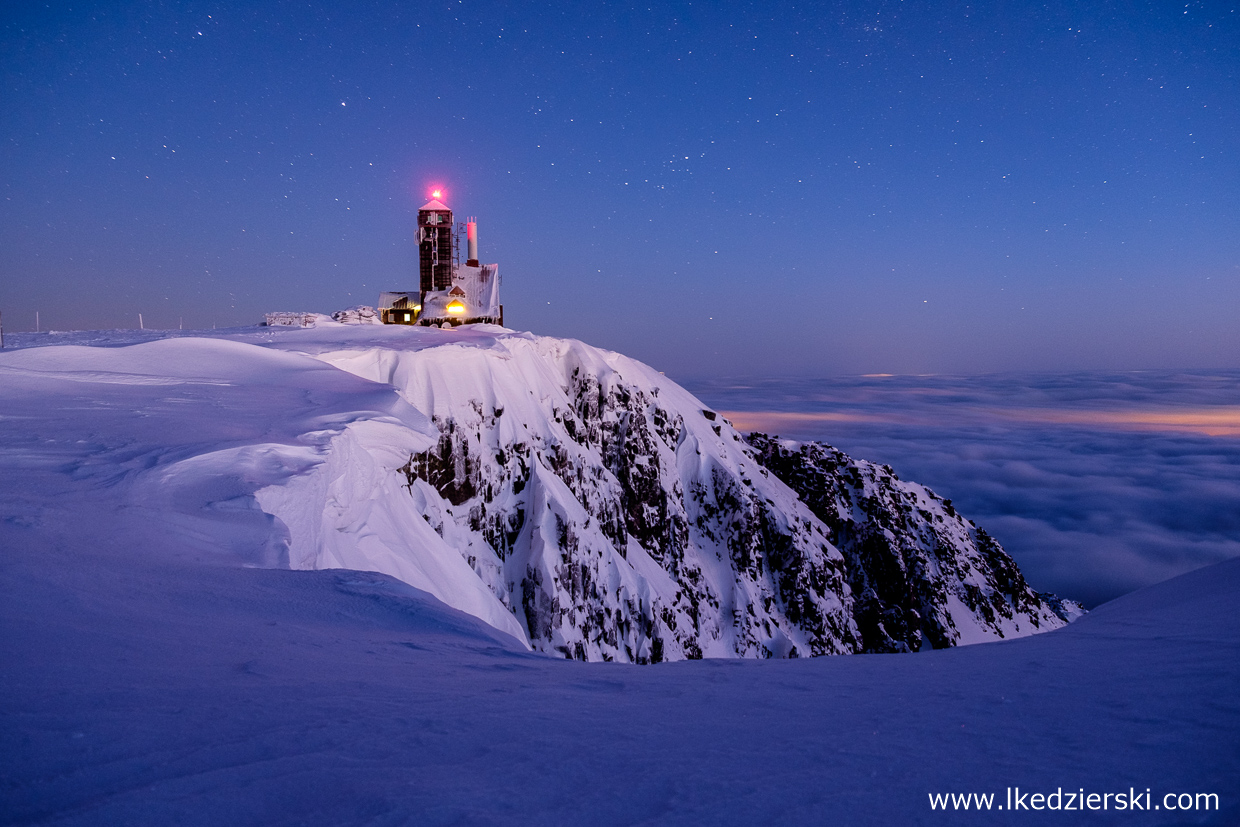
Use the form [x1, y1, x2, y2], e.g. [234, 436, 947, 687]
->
[380, 192, 502, 327]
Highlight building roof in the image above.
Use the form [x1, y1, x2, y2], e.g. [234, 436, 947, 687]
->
[417, 263, 501, 324]
[419, 199, 450, 212]
[378, 291, 417, 310]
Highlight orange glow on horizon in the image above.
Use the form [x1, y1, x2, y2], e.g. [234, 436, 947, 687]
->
[719, 407, 1240, 438]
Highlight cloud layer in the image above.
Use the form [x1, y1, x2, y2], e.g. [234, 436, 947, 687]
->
[690, 371, 1240, 608]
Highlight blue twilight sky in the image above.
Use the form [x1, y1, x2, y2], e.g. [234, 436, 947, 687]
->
[2, 1, 1237, 378]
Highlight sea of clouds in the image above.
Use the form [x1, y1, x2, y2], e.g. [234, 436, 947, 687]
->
[688, 370, 1240, 608]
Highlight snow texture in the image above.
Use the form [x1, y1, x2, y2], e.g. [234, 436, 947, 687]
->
[419, 263, 501, 325]
[2, 484, 1237, 823]
[0, 323, 1073, 664]
[0, 323, 1235, 824]
[330, 305, 381, 325]
[262, 311, 322, 328]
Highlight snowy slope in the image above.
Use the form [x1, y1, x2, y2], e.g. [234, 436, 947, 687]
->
[0, 334, 525, 643]
[0, 323, 1075, 663]
[0, 324, 1234, 824]
[307, 330, 859, 661]
[2, 490, 1236, 825]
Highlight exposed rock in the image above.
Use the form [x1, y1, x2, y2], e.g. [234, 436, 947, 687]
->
[746, 434, 1083, 652]
[315, 332, 1077, 662]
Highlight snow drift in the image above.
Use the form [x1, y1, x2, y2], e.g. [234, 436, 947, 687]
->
[0, 323, 1078, 661]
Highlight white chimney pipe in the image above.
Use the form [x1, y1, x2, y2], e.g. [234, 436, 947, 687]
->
[466, 217, 478, 266]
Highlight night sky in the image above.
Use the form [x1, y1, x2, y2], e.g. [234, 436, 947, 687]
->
[3, 1, 1237, 378]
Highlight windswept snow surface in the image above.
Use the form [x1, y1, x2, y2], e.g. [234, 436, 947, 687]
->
[2, 495, 1237, 824]
[0, 324, 1073, 662]
[0, 331, 525, 644]
[0, 324, 1237, 823]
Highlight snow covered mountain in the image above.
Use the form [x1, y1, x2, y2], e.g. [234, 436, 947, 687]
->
[257, 324, 1078, 660]
[0, 323, 1078, 662]
[5, 323, 1231, 827]
[303, 332, 860, 662]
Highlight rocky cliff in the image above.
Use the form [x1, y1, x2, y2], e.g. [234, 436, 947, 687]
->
[297, 329, 1078, 661]
[746, 434, 1081, 652]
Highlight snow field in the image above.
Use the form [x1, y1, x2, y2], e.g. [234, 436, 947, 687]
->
[0, 324, 1236, 823]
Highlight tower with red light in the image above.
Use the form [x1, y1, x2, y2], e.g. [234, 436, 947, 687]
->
[380, 187, 502, 327]
[417, 190, 454, 293]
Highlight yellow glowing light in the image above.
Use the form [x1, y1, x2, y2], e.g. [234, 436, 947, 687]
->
[431, 189, 443, 199]
[412, 304, 422, 311]
[446, 300, 466, 314]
